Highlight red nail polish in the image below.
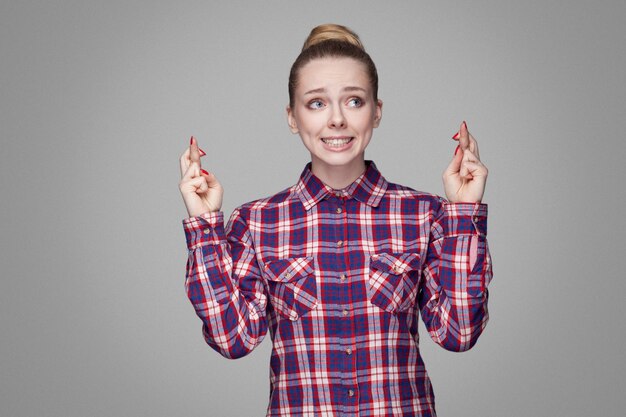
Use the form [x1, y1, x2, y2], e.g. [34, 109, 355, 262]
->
[198, 148, 206, 156]
[462, 121, 467, 130]
[452, 132, 460, 140]
[454, 145, 460, 155]
[200, 169, 209, 176]
[190, 136, 194, 145]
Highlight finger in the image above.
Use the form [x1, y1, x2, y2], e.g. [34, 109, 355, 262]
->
[462, 160, 488, 180]
[459, 121, 470, 151]
[461, 148, 486, 178]
[189, 136, 201, 166]
[200, 168, 222, 191]
[444, 144, 464, 176]
[462, 147, 480, 163]
[181, 161, 201, 182]
[185, 175, 209, 193]
[460, 146, 479, 178]
[468, 132, 480, 160]
[179, 141, 207, 175]
[188, 145, 207, 160]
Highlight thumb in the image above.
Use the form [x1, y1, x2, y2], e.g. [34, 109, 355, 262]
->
[444, 145, 463, 176]
[201, 169, 218, 187]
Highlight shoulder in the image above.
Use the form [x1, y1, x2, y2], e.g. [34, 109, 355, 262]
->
[228, 184, 300, 221]
[384, 180, 446, 212]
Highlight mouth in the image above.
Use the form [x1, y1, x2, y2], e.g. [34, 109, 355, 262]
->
[321, 136, 354, 148]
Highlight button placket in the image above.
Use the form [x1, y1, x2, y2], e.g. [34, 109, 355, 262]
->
[331, 193, 357, 405]
[335, 196, 347, 249]
[336, 193, 346, 214]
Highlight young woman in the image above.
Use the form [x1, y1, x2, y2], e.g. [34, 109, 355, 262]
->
[178, 24, 492, 417]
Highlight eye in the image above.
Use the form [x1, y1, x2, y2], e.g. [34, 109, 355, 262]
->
[307, 99, 325, 110]
[347, 97, 363, 108]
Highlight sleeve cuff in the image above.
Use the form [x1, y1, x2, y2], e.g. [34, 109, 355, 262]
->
[442, 202, 488, 236]
[182, 211, 227, 250]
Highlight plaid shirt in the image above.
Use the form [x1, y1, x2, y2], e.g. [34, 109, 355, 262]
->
[182, 160, 492, 417]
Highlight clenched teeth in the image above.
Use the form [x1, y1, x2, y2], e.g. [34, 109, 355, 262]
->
[321, 137, 353, 147]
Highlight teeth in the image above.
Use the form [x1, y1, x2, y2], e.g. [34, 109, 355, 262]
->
[322, 138, 352, 147]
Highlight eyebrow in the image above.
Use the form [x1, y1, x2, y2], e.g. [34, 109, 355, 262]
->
[304, 86, 367, 95]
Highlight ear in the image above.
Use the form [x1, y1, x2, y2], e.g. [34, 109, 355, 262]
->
[286, 105, 299, 134]
[373, 99, 383, 128]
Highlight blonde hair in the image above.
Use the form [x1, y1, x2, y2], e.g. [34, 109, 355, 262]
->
[288, 24, 378, 108]
[302, 24, 364, 51]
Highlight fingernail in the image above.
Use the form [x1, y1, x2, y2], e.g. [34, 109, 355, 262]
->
[462, 121, 468, 130]
[454, 145, 460, 155]
[190, 136, 194, 145]
[198, 148, 206, 156]
[452, 131, 460, 140]
[200, 169, 209, 176]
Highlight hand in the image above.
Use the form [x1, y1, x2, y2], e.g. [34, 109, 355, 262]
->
[179, 136, 223, 217]
[442, 121, 488, 203]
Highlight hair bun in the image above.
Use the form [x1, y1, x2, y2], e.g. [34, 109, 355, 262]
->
[302, 23, 364, 51]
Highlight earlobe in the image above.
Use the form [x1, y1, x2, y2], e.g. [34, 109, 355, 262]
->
[286, 105, 299, 134]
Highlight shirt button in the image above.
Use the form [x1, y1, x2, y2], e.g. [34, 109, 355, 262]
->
[371, 254, 379, 259]
[340, 274, 347, 282]
[337, 240, 343, 247]
[346, 348, 352, 355]
[336, 207, 343, 214]
[203, 228, 211, 234]
[342, 309, 349, 317]
[348, 389, 355, 397]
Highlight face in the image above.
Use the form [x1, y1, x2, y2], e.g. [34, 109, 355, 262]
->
[287, 57, 382, 176]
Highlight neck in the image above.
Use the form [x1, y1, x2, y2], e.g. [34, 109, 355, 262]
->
[310, 157, 367, 190]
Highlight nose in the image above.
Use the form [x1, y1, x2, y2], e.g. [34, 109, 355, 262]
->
[328, 105, 346, 129]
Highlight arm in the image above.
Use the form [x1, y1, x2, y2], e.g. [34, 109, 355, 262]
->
[183, 208, 268, 359]
[418, 199, 493, 352]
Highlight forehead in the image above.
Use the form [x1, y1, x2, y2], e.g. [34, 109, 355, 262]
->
[296, 57, 370, 93]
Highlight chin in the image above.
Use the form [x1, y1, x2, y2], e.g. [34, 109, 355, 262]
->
[314, 152, 363, 168]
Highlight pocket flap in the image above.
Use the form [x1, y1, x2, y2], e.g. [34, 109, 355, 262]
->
[370, 252, 421, 275]
[264, 257, 315, 283]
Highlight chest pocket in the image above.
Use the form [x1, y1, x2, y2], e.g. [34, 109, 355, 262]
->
[368, 252, 422, 313]
[263, 257, 318, 321]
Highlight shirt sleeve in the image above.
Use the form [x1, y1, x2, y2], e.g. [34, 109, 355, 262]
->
[417, 199, 493, 352]
[182, 208, 268, 359]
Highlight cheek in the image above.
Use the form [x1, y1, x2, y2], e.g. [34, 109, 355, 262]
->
[354, 112, 376, 131]
[299, 115, 326, 134]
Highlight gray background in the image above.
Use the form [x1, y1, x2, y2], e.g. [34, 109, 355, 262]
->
[2, 1, 625, 416]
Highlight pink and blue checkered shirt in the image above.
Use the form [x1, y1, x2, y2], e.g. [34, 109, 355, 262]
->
[182, 160, 493, 416]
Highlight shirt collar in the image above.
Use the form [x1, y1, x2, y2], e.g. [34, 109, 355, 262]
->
[295, 160, 389, 211]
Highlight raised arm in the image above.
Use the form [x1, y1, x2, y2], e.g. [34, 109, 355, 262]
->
[418, 121, 493, 351]
[179, 136, 268, 358]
